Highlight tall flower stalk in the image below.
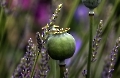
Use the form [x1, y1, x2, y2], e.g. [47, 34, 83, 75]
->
[102, 37, 120, 78]
[87, 9, 94, 78]
[59, 60, 66, 78]
[91, 20, 103, 62]
[82, 0, 101, 78]
[12, 38, 36, 78]
[35, 4, 63, 78]
[36, 31, 50, 78]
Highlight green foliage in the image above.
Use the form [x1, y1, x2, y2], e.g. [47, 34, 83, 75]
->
[0, 0, 120, 78]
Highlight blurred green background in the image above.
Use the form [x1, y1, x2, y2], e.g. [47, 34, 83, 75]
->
[0, 0, 120, 78]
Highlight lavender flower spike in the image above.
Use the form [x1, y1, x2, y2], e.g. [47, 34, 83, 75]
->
[102, 37, 120, 78]
[35, 31, 50, 78]
[92, 20, 103, 62]
[12, 38, 36, 78]
[49, 3, 63, 26]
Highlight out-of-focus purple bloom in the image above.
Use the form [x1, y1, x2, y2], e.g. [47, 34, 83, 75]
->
[9, 0, 51, 26]
[34, 3, 50, 26]
[74, 4, 89, 26]
[33, 0, 51, 26]
[66, 33, 82, 66]
[11, 0, 31, 10]
[11, 0, 19, 8]
[21, 0, 31, 10]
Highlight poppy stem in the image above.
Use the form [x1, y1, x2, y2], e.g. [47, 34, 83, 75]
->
[59, 60, 66, 78]
[53, 60, 57, 78]
[87, 10, 94, 78]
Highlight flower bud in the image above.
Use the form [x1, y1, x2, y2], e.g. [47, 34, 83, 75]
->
[82, 0, 101, 9]
[47, 32, 76, 60]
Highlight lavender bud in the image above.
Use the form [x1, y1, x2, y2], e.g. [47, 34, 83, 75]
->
[82, 70, 87, 76]
[64, 68, 69, 78]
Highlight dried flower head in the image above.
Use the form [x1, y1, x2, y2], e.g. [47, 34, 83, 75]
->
[82, 0, 101, 9]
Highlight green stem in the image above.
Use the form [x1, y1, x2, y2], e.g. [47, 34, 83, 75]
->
[53, 60, 57, 78]
[87, 10, 94, 78]
[59, 60, 66, 78]
[59, 65, 66, 78]
[63, 0, 80, 28]
[74, 58, 87, 78]
[30, 50, 40, 78]
[0, 7, 6, 49]
[92, 1, 120, 78]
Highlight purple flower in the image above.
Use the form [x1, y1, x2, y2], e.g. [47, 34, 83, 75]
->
[66, 32, 82, 66]
[10, 0, 19, 8]
[34, 2, 50, 26]
[12, 38, 36, 78]
[11, 0, 31, 10]
[10, 0, 51, 26]
[21, 0, 31, 10]
[74, 4, 89, 26]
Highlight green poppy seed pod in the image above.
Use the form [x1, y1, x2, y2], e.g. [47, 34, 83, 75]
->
[82, 0, 101, 9]
[47, 32, 76, 60]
